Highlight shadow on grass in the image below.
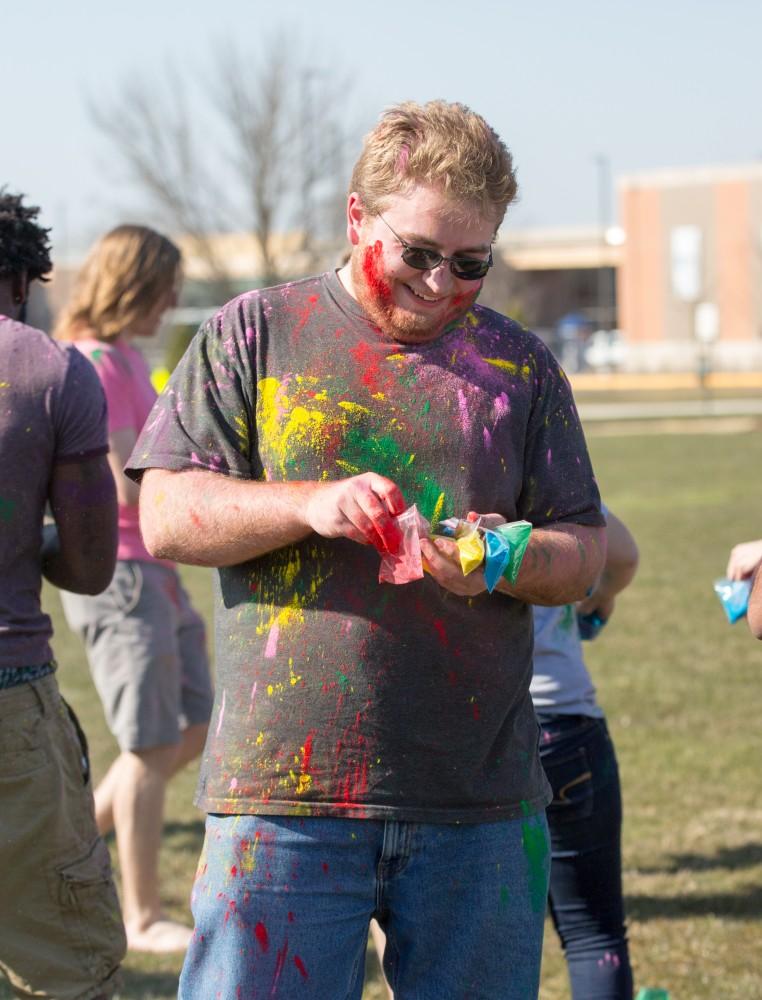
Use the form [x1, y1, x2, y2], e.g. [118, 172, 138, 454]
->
[635, 841, 762, 875]
[117, 966, 181, 997]
[627, 883, 762, 920]
[162, 818, 206, 850]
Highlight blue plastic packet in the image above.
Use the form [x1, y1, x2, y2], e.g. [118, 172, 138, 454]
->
[713, 577, 752, 624]
[483, 530, 512, 593]
[577, 610, 607, 640]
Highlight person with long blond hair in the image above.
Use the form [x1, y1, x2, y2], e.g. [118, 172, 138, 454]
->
[56, 225, 213, 954]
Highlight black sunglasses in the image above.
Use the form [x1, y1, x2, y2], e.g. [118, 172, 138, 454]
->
[379, 216, 493, 281]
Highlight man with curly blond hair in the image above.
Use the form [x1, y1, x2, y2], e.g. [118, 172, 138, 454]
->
[128, 101, 606, 998]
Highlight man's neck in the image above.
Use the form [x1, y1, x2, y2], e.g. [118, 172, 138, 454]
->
[0, 286, 19, 320]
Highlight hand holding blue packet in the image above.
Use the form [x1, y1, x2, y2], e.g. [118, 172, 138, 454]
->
[713, 577, 752, 624]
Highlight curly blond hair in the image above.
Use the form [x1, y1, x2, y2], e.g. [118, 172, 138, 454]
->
[349, 100, 518, 228]
[55, 224, 180, 342]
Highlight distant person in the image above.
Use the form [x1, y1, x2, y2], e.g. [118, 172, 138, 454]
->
[56, 225, 214, 954]
[0, 189, 125, 998]
[371, 508, 639, 1000]
[532, 507, 638, 999]
[726, 538, 762, 639]
[126, 100, 605, 998]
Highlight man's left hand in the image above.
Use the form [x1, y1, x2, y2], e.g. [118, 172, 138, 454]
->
[419, 536, 488, 597]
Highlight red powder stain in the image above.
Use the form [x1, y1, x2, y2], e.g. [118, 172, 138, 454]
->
[223, 899, 237, 925]
[472, 703, 481, 721]
[348, 340, 385, 395]
[271, 939, 289, 993]
[230, 865, 238, 877]
[294, 955, 309, 980]
[432, 618, 448, 647]
[189, 509, 202, 529]
[287, 911, 295, 923]
[361, 241, 391, 302]
[322, 862, 330, 875]
[448, 670, 458, 687]
[301, 730, 316, 773]
[254, 921, 269, 953]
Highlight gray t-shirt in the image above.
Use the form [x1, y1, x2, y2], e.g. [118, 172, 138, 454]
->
[530, 604, 603, 717]
[0, 317, 108, 670]
[128, 271, 604, 822]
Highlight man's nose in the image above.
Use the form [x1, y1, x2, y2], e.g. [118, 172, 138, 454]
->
[421, 261, 455, 294]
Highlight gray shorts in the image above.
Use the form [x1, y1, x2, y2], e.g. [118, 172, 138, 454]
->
[61, 561, 214, 752]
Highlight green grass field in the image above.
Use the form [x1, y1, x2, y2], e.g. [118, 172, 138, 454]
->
[5, 423, 762, 999]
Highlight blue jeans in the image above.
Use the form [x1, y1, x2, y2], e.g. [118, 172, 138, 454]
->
[538, 714, 633, 1000]
[179, 812, 550, 999]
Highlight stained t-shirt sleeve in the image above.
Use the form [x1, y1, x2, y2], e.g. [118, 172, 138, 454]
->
[125, 299, 260, 481]
[516, 341, 603, 528]
[53, 347, 109, 463]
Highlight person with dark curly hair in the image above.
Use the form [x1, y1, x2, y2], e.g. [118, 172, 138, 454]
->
[0, 189, 126, 1000]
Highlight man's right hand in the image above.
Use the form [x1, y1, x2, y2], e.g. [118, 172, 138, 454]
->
[726, 539, 762, 580]
[304, 473, 406, 554]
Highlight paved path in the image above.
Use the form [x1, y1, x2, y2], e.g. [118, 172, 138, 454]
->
[577, 397, 762, 422]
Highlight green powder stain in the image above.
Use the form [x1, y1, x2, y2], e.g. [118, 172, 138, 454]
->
[339, 429, 450, 518]
[90, 348, 104, 363]
[521, 804, 549, 914]
[0, 496, 16, 523]
[336, 671, 350, 693]
[499, 884, 510, 908]
[419, 400, 431, 416]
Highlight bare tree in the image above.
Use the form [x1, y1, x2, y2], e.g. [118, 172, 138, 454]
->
[90, 30, 354, 299]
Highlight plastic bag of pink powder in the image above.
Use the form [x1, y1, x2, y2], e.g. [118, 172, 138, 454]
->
[379, 505, 430, 584]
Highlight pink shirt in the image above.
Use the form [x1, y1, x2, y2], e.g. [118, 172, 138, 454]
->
[74, 338, 165, 563]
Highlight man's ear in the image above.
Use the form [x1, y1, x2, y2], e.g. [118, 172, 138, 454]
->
[346, 192, 365, 247]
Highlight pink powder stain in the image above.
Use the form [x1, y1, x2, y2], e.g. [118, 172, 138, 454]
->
[483, 426, 492, 450]
[215, 689, 226, 737]
[294, 955, 309, 980]
[245, 326, 256, 346]
[254, 921, 269, 953]
[547, 448, 552, 465]
[457, 388, 471, 436]
[189, 509, 203, 529]
[396, 144, 409, 173]
[264, 623, 280, 659]
[229, 777, 239, 792]
[248, 681, 257, 719]
[493, 392, 510, 423]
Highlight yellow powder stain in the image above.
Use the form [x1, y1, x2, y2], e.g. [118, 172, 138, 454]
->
[484, 358, 532, 382]
[233, 414, 250, 455]
[336, 458, 361, 475]
[406, 453, 416, 465]
[289, 657, 302, 687]
[431, 492, 446, 530]
[372, 392, 386, 401]
[267, 684, 275, 697]
[338, 400, 370, 415]
[296, 774, 312, 794]
[0, 381, 10, 388]
[256, 731, 265, 745]
[466, 310, 479, 327]
[312, 389, 329, 401]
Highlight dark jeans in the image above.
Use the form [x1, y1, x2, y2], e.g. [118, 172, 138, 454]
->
[538, 714, 634, 1000]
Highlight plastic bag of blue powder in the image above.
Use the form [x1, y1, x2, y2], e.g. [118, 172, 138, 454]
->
[713, 577, 752, 624]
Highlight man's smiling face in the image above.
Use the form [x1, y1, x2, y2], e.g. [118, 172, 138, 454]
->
[346, 184, 496, 345]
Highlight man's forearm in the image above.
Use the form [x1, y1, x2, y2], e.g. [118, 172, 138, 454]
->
[139, 469, 319, 567]
[495, 523, 607, 605]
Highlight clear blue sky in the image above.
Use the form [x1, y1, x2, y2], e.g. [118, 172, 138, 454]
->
[3, 0, 759, 259]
